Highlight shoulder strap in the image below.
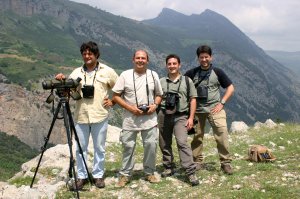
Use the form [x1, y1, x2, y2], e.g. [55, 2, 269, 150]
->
[185, 76, 190, 102]
[150, 70, 156, 97]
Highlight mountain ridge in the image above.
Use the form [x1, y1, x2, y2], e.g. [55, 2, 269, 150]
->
[1, 0, 300, 150]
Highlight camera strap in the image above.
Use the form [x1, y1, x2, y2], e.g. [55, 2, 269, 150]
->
[133, 70, 150, 106]
[195, 66, 212, 87]
[83, 64, 98, 86]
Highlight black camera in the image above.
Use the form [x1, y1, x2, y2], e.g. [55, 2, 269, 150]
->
[197, 85, 208, 99]
[165, 92, 180, 109]
[82, 85, 95, 98]
[138, 104, 149, 113]
[187, 119, 198, 135]
[42, 77, 81, 90]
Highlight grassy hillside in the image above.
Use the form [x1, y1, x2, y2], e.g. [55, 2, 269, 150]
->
[0, 131, 39, 181]
[55, 123, 300, 198]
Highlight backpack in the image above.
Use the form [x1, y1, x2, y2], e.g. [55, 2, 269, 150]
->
[247, 145, 276, 162]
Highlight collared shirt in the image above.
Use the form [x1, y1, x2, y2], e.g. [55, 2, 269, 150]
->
[112, 69, 163, 131]
[160, 75, 197, 113]
[69, 62, 118, 124]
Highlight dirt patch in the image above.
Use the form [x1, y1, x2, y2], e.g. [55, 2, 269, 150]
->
[0, 54, 35, 63]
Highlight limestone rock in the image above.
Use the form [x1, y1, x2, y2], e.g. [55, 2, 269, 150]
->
[230, 121, 249, 133]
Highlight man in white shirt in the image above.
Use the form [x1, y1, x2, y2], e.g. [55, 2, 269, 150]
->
[112, 50, 163, 187]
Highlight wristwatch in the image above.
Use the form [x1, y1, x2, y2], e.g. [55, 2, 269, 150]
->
[220, 99, 226, 105]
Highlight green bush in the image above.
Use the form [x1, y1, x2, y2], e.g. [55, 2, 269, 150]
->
[0, 132, 39, 181]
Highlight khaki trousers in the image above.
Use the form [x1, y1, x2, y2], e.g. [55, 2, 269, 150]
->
[119, 127, 158, 176]
[191, 109, 231, 164]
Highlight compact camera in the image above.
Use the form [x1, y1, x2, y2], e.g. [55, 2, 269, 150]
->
[197, 85, 208, 99]
[82, 85, 95, 98]
[138, 104, 149, 113]
[165, 92, 180, 110]
[187, 119, 198, 135]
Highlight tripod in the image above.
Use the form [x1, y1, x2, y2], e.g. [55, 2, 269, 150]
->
[30, 94, 92, 199]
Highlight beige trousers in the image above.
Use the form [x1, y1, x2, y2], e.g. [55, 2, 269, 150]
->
[191, 109, 231, 164]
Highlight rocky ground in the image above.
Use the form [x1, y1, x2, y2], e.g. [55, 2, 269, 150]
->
[0, 125, 121, 199]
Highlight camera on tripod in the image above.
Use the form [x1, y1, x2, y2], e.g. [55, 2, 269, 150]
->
[42, 77, 82, 102]
[42, 77, 82, 90]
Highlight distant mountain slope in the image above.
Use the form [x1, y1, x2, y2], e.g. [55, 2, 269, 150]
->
[0, 0, 300, 135]
[0, 131, 38, 181]
[143, 8, 300, 123]
[0, 0, 181, 70]
[266, 50, 300, 76]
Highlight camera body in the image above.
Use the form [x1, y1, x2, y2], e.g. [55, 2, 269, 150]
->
[165, 92, 180, 110]
[196, 85, 208, 99]
[82, 85, 95, 98]
[138, 104, 149, 113]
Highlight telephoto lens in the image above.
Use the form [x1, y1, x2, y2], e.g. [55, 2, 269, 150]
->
[42, 77, 82, 90]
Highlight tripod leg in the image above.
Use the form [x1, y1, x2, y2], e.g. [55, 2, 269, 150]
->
[66, 102, 93, 184]
[62, 102, 80, 199]
[30, 101, 62, 188]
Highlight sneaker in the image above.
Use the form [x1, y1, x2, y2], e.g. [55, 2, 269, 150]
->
[117, 175, 130, 187]
[145, 174, 160, 183]
[94, 178, 105, 188]
[71, 178, 88, 191]
[161, 169, 174, 178]
[221, 164, 233, 175]
[188, 173, 199, 186]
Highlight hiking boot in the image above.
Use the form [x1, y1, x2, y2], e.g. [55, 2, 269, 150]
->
[145, 174, 160, 183]
[72, 178, 88, 191]
[117, 175, 130, 187]
[195, 162, 206, 171]
[221, 164, 233, 175]
[161, 168, 174, 178]
[188, 173, 199, 186]
[94, 178, 105, 188]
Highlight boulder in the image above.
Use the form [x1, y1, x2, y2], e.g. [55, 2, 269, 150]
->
[230, 121, 249, 133]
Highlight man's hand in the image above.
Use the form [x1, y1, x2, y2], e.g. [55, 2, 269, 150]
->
[55, 73, 66, 80]
[146, 104, 157, 114]
[130, 105, 144, 115]
[211, 103, 223, 114]
[103, 96, 114, 108]
[185, 118, 194, 130]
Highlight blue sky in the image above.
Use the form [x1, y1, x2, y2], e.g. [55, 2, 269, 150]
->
[71, 0, 300, 52]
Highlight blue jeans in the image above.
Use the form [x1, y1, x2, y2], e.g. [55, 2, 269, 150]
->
[75, 118, 108, 179]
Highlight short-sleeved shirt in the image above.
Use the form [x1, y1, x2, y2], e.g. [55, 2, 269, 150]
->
[69, 62, 118, 124]
[160, 75, 197, 113]
[112, 69, 163, 131]
[185, 65, 232, 113]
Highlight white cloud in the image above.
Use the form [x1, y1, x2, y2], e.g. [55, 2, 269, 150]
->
[71, 0, 300, 51]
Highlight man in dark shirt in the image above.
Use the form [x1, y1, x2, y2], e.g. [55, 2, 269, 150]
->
[185, 45, 235, 174]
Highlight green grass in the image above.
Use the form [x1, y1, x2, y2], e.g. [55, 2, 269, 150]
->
[9, 176, 37, 188]
[4, 123, 300, 198]
[0, 132, 39, 181]
[55, 123, 300, 198]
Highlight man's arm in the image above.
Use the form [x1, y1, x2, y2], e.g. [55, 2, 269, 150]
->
[147, 95, 162, 114]
[186, 97, 196, 130]
[211, 84, 234, 114]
